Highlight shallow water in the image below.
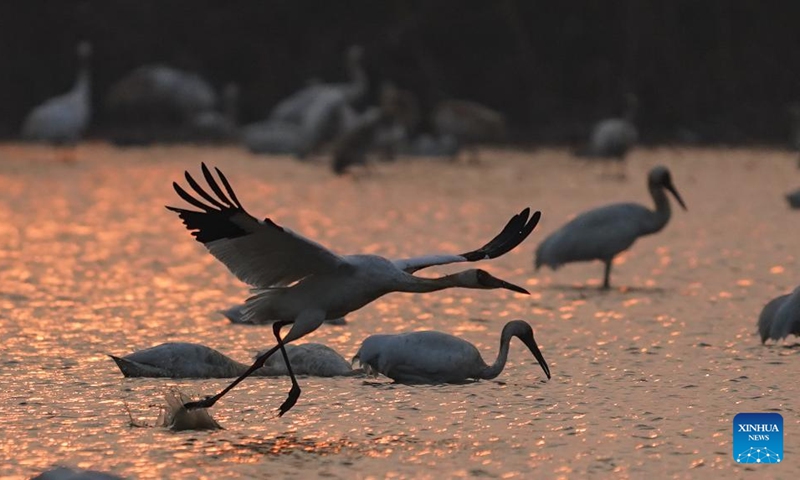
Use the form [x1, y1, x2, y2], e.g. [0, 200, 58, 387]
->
[0, 144, 798, 479]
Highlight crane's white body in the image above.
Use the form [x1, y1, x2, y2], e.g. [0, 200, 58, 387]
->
[22, 42, 91, 144]
[587, 118, 638, 159]
[111, 342, 353, 378]
[247, 45, 367, 156]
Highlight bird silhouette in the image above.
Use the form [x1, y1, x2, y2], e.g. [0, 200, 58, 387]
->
[166, 164, 540, 414]
[110, 342, 355, 378]
[575, 93, 638, 178]
[758, 288, 800, 343]
[432, 99, 506, 162]
[21, 41, 92, 162]
[354, 320, 550, 384]
[535, 165, 686, 289]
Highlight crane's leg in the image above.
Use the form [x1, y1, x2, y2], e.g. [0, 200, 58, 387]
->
[602, 259, 612, 289]
[183, 327, 289, 410]
[273, 321, 302, 417]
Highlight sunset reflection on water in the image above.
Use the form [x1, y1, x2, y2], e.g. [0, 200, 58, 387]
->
[0, 145, 798, 478]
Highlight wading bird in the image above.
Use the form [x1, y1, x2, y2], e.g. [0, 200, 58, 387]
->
[167, 164, 540, 415]
[353, 320, 550, 384]
[575, 93, 638, 178]
[432, 99, 507, 163]
[787, 188, 800, 209]
[22, 41, 92, 162]
[758, 287, 800, 343]
[110, 342, 355, 378]
[535, 165, 686, 289]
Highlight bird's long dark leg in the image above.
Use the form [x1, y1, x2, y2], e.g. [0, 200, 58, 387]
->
[602, 259, 612, 290]
[273, 320, 302, 417]
[184, 344, 282, 410]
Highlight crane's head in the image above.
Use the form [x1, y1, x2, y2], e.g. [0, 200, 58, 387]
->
[503, 320, 551, 379]
[473, 269, 529, 295]
[648, 165, 687, 211]
[346, 45, 364, 63]
[77, 41, 92, 59]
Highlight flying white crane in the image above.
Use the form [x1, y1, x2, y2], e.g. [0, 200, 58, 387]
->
[167, 164, 540, 415]
[354, 320, 550, 384]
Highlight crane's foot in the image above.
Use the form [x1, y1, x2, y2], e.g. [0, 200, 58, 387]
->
[277, 384, 302, 417]
[184, 395, 217, 410]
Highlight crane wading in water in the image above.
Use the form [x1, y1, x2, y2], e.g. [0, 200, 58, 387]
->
[167, 164, 540, 415]
[535, 165, 686, 289]
[354, 320, 551, 384]
[21, 41, 92, 162]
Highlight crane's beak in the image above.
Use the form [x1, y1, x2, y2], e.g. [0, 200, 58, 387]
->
[483, 273, 530, 295]
[665, 182, 688, 211]
[520, 333, 551, 379]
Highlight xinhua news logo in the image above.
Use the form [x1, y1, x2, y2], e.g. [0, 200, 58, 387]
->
[733, 413, 783, 464]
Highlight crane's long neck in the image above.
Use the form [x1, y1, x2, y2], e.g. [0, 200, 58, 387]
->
[343, 55, 367, 104]
[75, 58, 91, 101]
[396, 271, 477, 293]
[643, 184, 672, 235]
[478, 331, 513, 379]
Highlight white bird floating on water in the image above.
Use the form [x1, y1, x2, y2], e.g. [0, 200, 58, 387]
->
[110, 342, 355, 378]
[167, 163, 540, 415]
[758, 287, 800, 343]
[353, 320, 550, 384]
[22, 41, 92, 162]
[535, 165, 686, 289]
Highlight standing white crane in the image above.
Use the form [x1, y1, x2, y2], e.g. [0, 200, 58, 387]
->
[535, 165, 686, 289]
[21, 41, 92, 162]
[575, 93, 638, 178]
[167, 164, 540, 415]
[353, 320, 550, 384]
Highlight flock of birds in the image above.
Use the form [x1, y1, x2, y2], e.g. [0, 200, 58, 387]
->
[21, 42, 506, 173]
[19, 42, 800, 418]
[96, 159, 797, 418]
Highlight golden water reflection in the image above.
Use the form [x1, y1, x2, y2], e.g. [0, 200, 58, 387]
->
[0, 146, 798, 478]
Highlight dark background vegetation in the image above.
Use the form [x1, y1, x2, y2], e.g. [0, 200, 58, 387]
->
[1, 1, 798, 145]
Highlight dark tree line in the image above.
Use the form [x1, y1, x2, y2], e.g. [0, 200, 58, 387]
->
[1, 0, 798, 145]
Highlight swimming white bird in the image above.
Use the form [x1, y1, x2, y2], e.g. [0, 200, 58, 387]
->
[353, 320, 550, 384]
[535, 165, 686, 289]
[22, 41, 92, 161]
[758, 287, 800, 343]
[110, 342, 355, 378]
[167, 164, 540, 414]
